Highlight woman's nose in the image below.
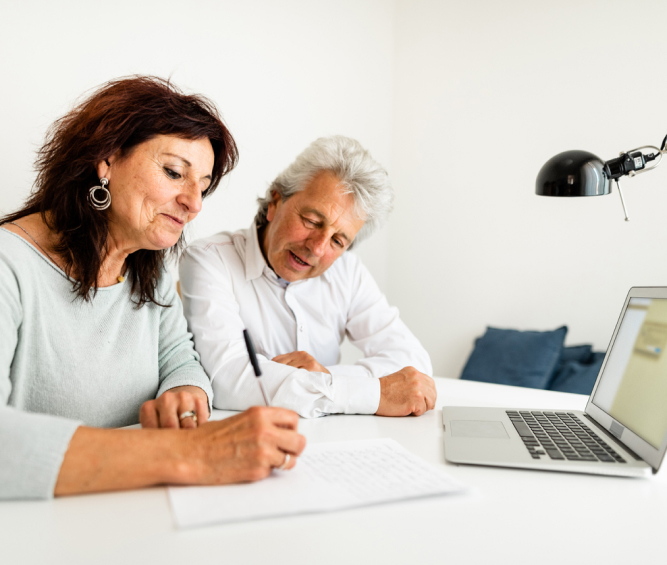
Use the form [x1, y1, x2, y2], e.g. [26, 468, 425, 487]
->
[177, 183, 203, 215]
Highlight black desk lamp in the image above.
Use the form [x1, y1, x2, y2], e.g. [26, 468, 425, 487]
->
[535, 134, 667, 220]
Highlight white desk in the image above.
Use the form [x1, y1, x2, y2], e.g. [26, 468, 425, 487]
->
[2, 377, 665, 565]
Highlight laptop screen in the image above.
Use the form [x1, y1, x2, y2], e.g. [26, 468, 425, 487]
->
[592, 297, 667, 449]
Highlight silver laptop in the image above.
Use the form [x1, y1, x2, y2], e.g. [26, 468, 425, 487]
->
[443, 287, 667, 477]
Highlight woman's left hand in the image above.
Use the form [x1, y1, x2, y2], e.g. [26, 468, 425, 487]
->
[139, 386, 210, 429]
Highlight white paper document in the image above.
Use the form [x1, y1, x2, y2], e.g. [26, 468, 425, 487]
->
[168, 438, 466, 528]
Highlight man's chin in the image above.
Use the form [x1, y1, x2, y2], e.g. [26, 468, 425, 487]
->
[277, 269, 306, 282]
[275, 260, 317, 282]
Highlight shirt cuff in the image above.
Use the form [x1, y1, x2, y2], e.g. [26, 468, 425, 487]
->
[326, 364, 372, 379]
[330, 374, 381, 414]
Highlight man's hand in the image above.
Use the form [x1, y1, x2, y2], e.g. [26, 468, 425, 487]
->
[376, 367, 436, 417]
[273, 351, 330, 374]
[139, 385, 210, 429]
[186, 406, 306, 484]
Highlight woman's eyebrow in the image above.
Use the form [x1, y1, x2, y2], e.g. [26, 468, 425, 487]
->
[162, 152, 191, 166]
[162, 152, 212, 182]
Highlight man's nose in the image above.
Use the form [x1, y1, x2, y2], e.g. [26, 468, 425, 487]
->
[307, 231, 328, 257]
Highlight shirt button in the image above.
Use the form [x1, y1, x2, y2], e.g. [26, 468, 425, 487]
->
[299, 325, 304, 332]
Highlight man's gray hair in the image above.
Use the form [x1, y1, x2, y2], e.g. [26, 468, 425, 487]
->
[255, 135, 394, 247]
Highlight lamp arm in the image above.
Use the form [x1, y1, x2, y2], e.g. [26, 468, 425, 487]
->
[615, 178, 630, 221]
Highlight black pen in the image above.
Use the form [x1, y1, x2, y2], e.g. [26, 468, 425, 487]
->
[243, 329, 271, 406]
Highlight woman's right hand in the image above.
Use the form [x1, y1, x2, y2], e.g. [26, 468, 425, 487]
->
[183, 406, 306, 484]
[55, 406, 305, 496]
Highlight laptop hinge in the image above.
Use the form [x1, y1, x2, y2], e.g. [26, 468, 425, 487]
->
[584, 414, 643, 461]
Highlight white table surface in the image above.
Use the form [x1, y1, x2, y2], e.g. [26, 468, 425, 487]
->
[2, 377, 665, 565]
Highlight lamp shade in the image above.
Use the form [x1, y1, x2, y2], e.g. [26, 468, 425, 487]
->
[535, 150, 610, 197]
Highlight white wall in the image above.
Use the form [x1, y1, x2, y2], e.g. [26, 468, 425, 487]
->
[3, 0, 667, 377]
[0, 0, 394, 287]
[389, 0, 667, 377]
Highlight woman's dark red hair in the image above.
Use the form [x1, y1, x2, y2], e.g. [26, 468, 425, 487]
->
[1, 75, 238, 306]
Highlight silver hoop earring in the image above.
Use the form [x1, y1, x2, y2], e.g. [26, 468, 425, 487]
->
[88, 178, 111, 211]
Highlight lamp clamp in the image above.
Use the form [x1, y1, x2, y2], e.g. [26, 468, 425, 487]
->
[603, 145, 663, 180]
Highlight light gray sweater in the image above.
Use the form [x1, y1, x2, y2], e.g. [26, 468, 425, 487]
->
[0, 229, 213, 500]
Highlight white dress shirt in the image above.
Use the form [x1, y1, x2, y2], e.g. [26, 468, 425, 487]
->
[179, 224, 432, 418]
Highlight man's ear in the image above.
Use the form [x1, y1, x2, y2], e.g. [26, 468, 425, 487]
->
[266, 190, 282, 222]
[95, 153, 118, 181]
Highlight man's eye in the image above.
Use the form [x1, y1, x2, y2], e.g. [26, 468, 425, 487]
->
[304, 218, 316, 226]
[333, 238, 344, 248]
[164, 167, 181, 180]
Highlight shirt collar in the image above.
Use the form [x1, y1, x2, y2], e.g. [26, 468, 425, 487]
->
[244, 221, 336, 285]
[244, 222, 267, 282]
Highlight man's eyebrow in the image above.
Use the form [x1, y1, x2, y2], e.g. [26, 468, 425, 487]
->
[302, 207, 351, 243]
[162, 152, 212, 183]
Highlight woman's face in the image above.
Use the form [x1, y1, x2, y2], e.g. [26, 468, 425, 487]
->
[97, 135, 215, 252]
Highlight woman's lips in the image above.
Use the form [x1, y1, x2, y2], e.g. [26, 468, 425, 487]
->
[288, 250, 310, 270]
[162, 213, 185, 227]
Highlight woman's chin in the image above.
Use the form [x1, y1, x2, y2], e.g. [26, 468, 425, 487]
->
[146, 234, 181, 251]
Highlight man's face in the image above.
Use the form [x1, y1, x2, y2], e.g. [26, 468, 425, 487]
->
[261, 171, 366, 282]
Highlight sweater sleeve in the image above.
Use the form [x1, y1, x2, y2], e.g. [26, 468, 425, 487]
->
[0, 253, 80, 500]
[154, 272, 213, 409]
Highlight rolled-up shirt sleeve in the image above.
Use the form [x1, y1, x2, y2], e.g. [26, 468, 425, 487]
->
[325, 257, 433, 379]
[180, 245, 380, 418]
[0, 259, 80, 500]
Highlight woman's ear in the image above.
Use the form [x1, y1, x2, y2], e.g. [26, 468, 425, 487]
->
[95, 154, 117, 181]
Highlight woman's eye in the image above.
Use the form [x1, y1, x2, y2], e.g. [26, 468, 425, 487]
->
[164, 168, 181, 180]
[333, 238, 344, 248]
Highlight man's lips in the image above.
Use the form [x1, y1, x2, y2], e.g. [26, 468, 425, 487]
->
[288, 250, 311, 268]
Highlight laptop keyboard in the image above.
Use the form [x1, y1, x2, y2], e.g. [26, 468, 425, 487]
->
[506, 411, 626, 463]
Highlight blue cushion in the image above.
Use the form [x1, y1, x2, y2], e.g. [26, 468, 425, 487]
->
[460, 326, 568, 389]
[548, 351, 605, 395]
[557, 344, 593, 366]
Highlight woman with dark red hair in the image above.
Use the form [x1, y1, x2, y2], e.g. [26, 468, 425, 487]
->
[0, 76, 304, 499]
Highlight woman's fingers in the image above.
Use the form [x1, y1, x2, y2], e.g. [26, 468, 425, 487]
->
[226, 407, 305, 465]
[188, 407, 307, 484]
[257, 405, 301, 431]
[151, 391, 193, 429]
[272, 450, 297, 471]
[283, 451, 298, 470]
[248, 428, 304, 473]
[274, 427, 307, 458]
[139, 400, 159, 428]
[193, 393, 210, 425]
[173, 392, 198, 429]
[156, 393, 181, 428]
[145, 388, 210, 429]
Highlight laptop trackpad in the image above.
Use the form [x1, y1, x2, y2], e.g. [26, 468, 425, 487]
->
[450, 420, 509, 439]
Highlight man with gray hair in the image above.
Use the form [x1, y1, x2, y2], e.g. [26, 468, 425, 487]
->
[179, 136, 435, 418]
